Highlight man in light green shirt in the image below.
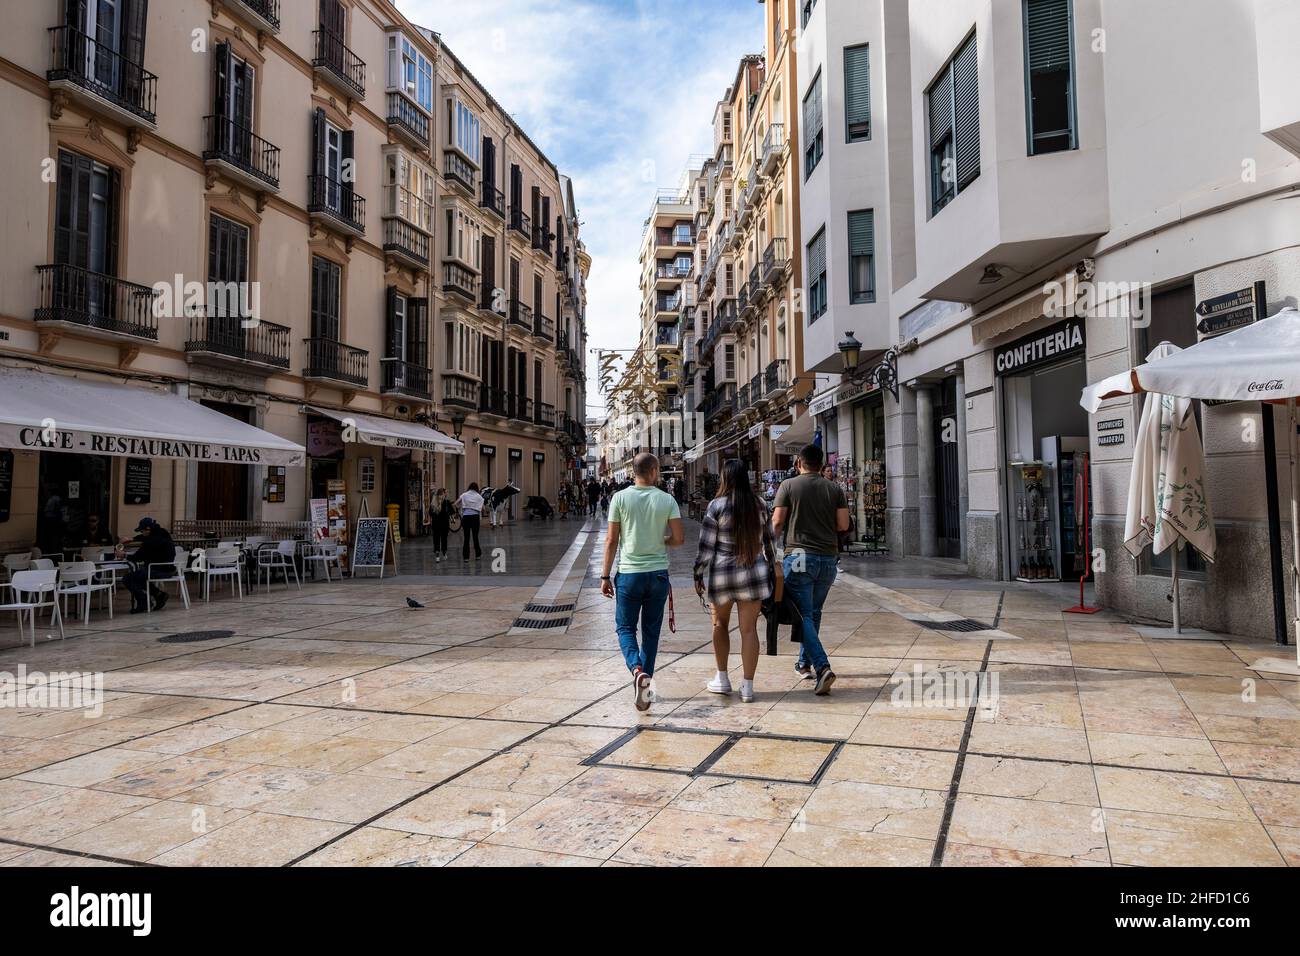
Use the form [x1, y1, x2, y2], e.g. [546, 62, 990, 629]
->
[602, 453, 684, 711]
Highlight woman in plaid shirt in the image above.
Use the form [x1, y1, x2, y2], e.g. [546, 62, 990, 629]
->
[694, 460, 780, 703]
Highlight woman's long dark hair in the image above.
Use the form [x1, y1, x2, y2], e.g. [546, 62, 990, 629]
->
[718, 459, 763, 567]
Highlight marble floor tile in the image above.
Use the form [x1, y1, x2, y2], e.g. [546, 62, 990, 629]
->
[603, 730, 728, 772]
[150, 812, 349, 866]
[1104, 809, 1284, 866]
[707, 737, 836, 783]
[823, 744, 957, 791]
[295, 827, 471, 866]
[485, 795, 659, 859]
[959, 755, 1099, 806]
[611, 808, 788, 866]
[373, 785, 540, 841]
[669, 776, 812, 821]
[799, 780, 945, 839]
[948, 794, 1109, 863]
[767, 824, 933, 867]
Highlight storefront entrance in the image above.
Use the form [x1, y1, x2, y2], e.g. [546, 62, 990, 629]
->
[38, 452, 111, 553]
[851, 395, 888, 552]
[196, 402, 253, 522]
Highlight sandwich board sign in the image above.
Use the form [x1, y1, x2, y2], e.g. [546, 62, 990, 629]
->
[352, 516, 398, 578]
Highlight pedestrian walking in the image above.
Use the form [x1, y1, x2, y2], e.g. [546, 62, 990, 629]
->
[601, 453, 684, 711]
[694, 459, 779, 703]
[586, 477, 601, 516]
[772, 444, 848, 695]
[424, 488, 453, 562]
[456, 483, 485, 560]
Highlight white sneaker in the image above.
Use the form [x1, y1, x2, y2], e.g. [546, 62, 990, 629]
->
[740, 680, 755, 703]
[706, 673, 732, 695]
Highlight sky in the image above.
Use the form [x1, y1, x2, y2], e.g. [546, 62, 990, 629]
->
[397, 0, 763, 416]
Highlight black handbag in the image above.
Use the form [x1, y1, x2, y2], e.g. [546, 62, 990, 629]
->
[759, 544, 802, 654]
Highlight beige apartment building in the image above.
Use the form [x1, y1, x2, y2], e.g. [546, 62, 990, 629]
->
[0, 0, 587, 555]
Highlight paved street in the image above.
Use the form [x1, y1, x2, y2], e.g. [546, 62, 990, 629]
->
[0, 515, 1296, 867]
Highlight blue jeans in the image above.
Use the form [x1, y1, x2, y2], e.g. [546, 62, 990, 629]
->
[784, 552, 836, 673]
[615, 570, 671, 676]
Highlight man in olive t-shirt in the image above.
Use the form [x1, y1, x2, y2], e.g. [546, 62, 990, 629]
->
[773, 443, 849, 695]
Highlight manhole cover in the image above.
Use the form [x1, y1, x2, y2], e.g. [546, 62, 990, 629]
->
[917, 619, 991, 633]
[158, 630, 236, 644]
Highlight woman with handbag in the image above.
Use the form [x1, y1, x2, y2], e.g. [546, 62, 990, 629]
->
[694, 459, 779, 703]
[424, 488, 453, 563]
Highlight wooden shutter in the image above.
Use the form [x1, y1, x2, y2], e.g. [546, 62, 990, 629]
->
[848, 210, 874, 258]
[320, 0, 345, 36]
[214, 41, 231, 117]
[953, 35, 980, 188]
[385, 286, 400, 358]
[844, 44, 870, 140]
[1027, 0, 1071, 73]
[482, 136, 495, 189]
[53, 150, 83, 267]
[311, 107, 326, 179]
[482, 235, 496, 305]
[409, 298, 429, 364]
[121, 0, 148, 103]
[510, 164, 522, 206]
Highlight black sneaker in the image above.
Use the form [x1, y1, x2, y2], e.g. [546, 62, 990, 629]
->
[814, 667, 836, 696]
[152, 591, 169, 612]
[794, 663, 814, 681]
[130, 605, 148, 615]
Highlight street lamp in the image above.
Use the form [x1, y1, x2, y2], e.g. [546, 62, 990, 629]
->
[449, 410, 467, 443]
[836, 331, 900, 401]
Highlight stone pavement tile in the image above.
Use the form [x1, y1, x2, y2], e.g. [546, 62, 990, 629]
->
[0, 788, 155, 845]
[266, 773, 426, 825]
[339, 714, 464, 744]
[1211, 741, 1300, 783]
[265, 735, 410, 774]
[191, 728, 329, 764]
[508, 725, 626, 759]
[1085, 731, 1227, 774]
[1236, 779, 1300, 828]
[196, 704, 317, 731]
[484, 795, 659, 859]
[612, 808, 788, 866]
[747, 708, 864, 739]
[670, 776, 812, 821]
[988, 640, 1072, 667]
[350, 741, 495, 784]
[373, 785, 540, 841]
[1095, 766, 1254, 821]
[767, 824, 933, 867]
[295, 828, 471, 867]
[482, 696, 587, 723]
[95, 755, 253, 799]
[942, 843, 1109, 866]
[968, 721, 1092, 762]
[959, 755, 1099, 806]
[452, 752, 587, 796]
[823, 744, 957, 791]
[172, 765, 333, 810]
[849, 714, 966, 750]
[55, 800, 250, 861]
[150, 812, 348, 866]
[114, 722, 251, 756]
[0, 737, 103, 778]
[272, 708, 388, 737]
[429, 718, 546, 751]
[800, 780, 945, 839]
[656, 698, 768, 733]
[1068, 642, 1162, 672]
[1, 849, 126, 867]
[904, 638, 988, 662]
[447, 844, 603, 867]
[1267, 826, 1300, 866]
[0, 843, 32, 863]
[604, 730, 727, 772]
[1103, 809, 1284, 866]
[948, 794, 1108, 863]
[555, 767, 692, 808]
[709, 737, 836, 783]
[0, 779, 69, 815]
[18, 747, 167, 788]
[411, 693, 516, 718]
[533, 678, 626, 701]
[1196, 713, 1300, 748]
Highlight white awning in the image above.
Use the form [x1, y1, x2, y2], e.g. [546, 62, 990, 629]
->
[303, 406, 464, 455]
[774, 413, 816, 454]
[0, 368, 305, 466]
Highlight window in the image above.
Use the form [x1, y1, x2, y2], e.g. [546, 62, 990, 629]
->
[674, 223, 693, 245]
[310, 256, 341, 341]
[802, 71, 824, 178]
[386, 287, 427, 371]
[387, 34, 433, 112]
[801, 0, 817, 29]
[807, 228, 827, 322]
[1024, 0, 1076, 154]
[848, 210, 875, 304]
[312, 108, 353, 213]
[208, 214, 249, 338]
[451, 100, 481, 164]
[54, 149, 119, 279]
[724, 344, 736, 380]
[927, 32, 979, 215]
[844, 45, 871, 143]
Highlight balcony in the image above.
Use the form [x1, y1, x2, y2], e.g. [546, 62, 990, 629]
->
[764, 358, 790, 398]
[186, 311, 290, 373]
[227, 0, 280, 35]
[761, 237, 789, 290]
[508, 394, 533, 424]
[479, 386, 508, 419]
[508, 299, 534, 333]
[509, 208, 532, 241]
[36, 264, 159, 342]
[655, 326, 680, 350]
[532, 223, 551, 255]
[715, 299, 738, 332]
[534, 402, 556, 430]
[312, 29, 365, 100]
[308, 174, 365, 238]
[386, 92, 430, 151]
[533, 313, 555, 343]
[749, 373, 766, 408]
[443, 262, 478, 303]
[703, 383, 737, 424]
[655, 263, 689, 288]
[559, 412, 586, 449]
[303, 337, 369, 389]
[655, 294, 680, 323]
[379, 359, 432, 402]
[761, 123, 785, 177]
[203, 115, 280, 192]
[480, 183, 505, 219]
[383, 218, 430, 269]
[47, 25, 158, 127]
[738, 282, 752, 319]
[443, 150, 476, 196]
[738, 383, 751, 411]
[442, 376, 479, 411]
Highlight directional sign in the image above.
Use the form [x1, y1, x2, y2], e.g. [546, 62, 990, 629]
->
[1196, 287, 1257, 338]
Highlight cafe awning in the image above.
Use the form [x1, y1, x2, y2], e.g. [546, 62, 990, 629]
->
[0, 368, 306, 466]
[302, 406, 464, 455]
[773, 412, 816, 454]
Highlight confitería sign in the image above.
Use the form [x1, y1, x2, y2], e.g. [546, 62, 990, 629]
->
[995, 317, 1086, 377]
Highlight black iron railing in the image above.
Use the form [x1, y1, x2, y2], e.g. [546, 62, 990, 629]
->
[762, 237, 789, 286]
[535, 402, 556, 429]
[303, 336, 368, 387]
[48, 25, 158, 123]
[443, 377, 478, 409]
[186, 311, 290, 369]
[533, 313, 555, 341]
[444, 151, 476, 192]
[480, 183, 505, 218]
[203, 115, 281, 189]
[308, 174, 365, 234]
[36, 264, 159, 340]
[508, 299, 533, 331]
[509, 208, 531, 239]
[443, 262, 478, 301]
[386, 92, 429, 148]
[479, 385, 508, 417]
[532, 222, 550, 253]
[383, 218, 430, 266]
[381, 359, 431, 400]
[232, 0, 280, 31]
[312, 29, 365, 98]
[764, 359, 790, 396]
[509, 394, 533, 422]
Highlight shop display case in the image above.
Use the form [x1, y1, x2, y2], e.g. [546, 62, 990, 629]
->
[1010, 461, 1060, 582]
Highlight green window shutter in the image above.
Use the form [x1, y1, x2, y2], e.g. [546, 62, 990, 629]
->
[848, 210, 874, 257]
[844, 44, 870, 140]
[952, 35, 980, 188]
[1026, 0, 1071, 73]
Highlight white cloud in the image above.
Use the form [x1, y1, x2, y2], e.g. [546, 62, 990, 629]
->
[397, 0, 762, 413]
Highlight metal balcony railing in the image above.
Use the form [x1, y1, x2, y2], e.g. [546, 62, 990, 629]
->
[508, 299, 533, 331]
[186, 311, 290, 370]
[764, 358, 790, 396]
[202, 115, 280, 189]
[231, 0, 280, 31]
[480, 183, 505, 218]
[380, 359, 431, 400]
[303, 336, 368, 387]
[36, 264, 159, 341]
[738, 383, 751, 410]
[479, 385, 508, 417]
[442, 376, 479, 410]
[48, 25, 158, 123]
[761, 123, 785, 174]
[749, 372, 764, 404]
[762, 237, 789, 286]
[383, 217, 430, 267]
[312, 29, 365, 98]
[508, 393, 533, 423]
[535, 402, 556, 429]
[443, 151, 476, 192]
[509, 208, 532, 239]
[532, 222, 551, 253]
[443, 262, 478, 301]
[386, 92, 430, 148]
[533, 313, 555, 341]
[308, 174, 365, 234]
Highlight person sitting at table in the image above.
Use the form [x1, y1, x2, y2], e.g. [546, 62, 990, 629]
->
[78, 514, 116, 550]
[121, 517, 178, 614]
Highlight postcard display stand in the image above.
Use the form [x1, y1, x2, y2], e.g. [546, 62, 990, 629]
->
[859, 459, 888, 554]
[1013, 462, 1060, 582]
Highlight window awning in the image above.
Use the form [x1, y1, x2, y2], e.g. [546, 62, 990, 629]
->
[302, 406, 465, 455]
[773, 412, 816, 454]
[0, 368, 306, 466]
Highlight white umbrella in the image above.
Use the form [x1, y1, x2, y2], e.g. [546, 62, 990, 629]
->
[1080, 307, 1300, 655]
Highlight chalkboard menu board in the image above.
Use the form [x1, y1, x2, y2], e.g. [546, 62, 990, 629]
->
[0, 450, 12, 522]
[124, 458, 151, 505]
[352, 517, 395, 577]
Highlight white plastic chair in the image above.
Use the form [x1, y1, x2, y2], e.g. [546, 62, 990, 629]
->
[302, 541, 344, 582]
[257, 540, 300, 592]
[32, 558, 55, 571]
[1, 570, 65, 647]
[244, 536, 267, 551]
[146, 549, 191, 612]
[203, 548, 243, 602]
[56, 561, 114, 625]
[3, 553, 31, 583]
